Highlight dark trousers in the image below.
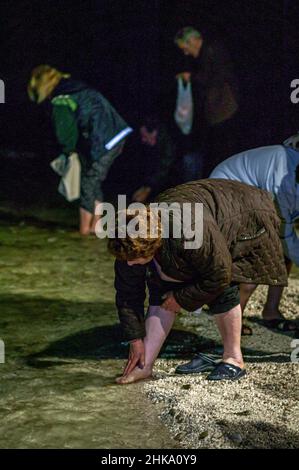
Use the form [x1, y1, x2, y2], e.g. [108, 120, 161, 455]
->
[80, 141, 125, 213]
[203, 112, 242, 177]
[147, 262, 240, 314]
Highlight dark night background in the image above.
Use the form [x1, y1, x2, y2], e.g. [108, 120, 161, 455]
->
[1, 0, 299, 205]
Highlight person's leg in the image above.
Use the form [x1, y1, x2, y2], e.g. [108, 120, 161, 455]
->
[117, 305, 176, 384]
[79, 207, 93, 235]
[239, 283, 257, 335]
[214, 304, 244, 368]
[208, 284, 244, 368]
[79, 156, 97, 235]
[239, 283, 257, 312]
[91, 200, 104, 234]
[205, 113, 240, 176]
[182, 152, 201, 183]
[174, 287, 244, 378]
[262, 286, 286, 319]
[91, 143, 125, 233]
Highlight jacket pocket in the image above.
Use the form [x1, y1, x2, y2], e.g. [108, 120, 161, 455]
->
[232, 226, 268, 262]
[237, 226, 266, 242]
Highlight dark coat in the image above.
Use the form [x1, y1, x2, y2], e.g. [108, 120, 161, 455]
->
[192, 38, 239, 126]
[51, 79, 130, 161]
[114, 179, 288, 341]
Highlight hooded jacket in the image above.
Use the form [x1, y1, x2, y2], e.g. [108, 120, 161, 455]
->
[51, 78, 132, 161]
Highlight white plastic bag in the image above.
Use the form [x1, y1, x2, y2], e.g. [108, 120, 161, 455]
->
[50, 152, 81, 202]
[174, 77, 194, 135]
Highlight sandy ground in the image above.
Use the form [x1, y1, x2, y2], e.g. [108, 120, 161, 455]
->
[144, 279, 299, 449]
[0, 218, 178, 449]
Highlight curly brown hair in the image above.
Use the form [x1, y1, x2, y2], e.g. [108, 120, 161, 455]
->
[107, 207, 162, 261]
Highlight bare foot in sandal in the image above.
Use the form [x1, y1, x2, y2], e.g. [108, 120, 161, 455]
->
[262, 309, 297, 331]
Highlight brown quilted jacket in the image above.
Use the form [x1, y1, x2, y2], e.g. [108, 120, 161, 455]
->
[156, 179, 287, 311]
[114, 179, 288, 340]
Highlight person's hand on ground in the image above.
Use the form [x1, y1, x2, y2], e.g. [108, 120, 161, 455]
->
[161, 291, 182, 313]
[132, 186, 152, 203]
[175, 72, 191, 83]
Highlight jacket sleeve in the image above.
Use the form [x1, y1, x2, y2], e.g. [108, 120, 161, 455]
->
[52, 104, 79, 154]
[193, 42, 231, 88]
[114, 260, 147, 341]
[173, 220, 232, 311]
[280, 218, 299, 266]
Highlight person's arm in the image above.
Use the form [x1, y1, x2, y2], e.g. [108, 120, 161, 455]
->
[173, 220, 232, 311]
[279, 211, 299, 266]
[114, 260, 147, 341]
[115, 260, 148, 376]
[52, 102, 79, 154]
[282, 229, 299, 266]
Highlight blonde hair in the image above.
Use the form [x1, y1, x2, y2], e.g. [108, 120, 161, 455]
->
[108, 207, 162, 261]
[28, 65, 70, 104]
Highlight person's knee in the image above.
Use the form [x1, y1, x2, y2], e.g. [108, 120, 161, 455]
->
[214, 303, 242, 318]
[147, 305, 177, 316]
[209, 284, 240, 315]
[240, 283, 256, 295]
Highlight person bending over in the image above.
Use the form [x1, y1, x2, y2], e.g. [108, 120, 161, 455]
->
[108, 179, 287, 383]
[28, 65, 132, 235]
[210, 137, 299, 334]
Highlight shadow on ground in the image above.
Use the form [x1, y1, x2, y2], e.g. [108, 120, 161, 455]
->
[1, 290, 294, 370]
[219, 419, 299, 448]
[25, 326, 211, 367]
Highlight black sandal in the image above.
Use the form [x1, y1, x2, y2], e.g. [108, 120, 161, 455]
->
[262, 318, 298, 332]
[175, 353, 217, 374]
[207, 362, 246, 381]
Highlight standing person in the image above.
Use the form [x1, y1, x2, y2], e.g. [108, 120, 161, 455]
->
[173, 70, 205, 183]
[131, 116, 176, 203]
[108, 180, 287, 383]
[28, 65, 132, 235]
[210, 138, 299, 334]
[174, 26, 240, 176]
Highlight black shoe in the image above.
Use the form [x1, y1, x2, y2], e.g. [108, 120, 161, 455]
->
[175, 353, 217, 375]
[207, 362, 246, 381]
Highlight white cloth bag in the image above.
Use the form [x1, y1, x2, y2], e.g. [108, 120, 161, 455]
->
[174, 77, 194, 135]
[50, 152, 81, 202]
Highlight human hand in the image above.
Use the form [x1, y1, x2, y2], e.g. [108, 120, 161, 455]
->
[176, 72, 191, 83]
[132, 186, 152, 202]
[123, 339, 145, 376]
[161, 291, 182, 313]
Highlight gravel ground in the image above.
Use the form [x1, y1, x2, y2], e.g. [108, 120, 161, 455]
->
[144, 279, 299, 449]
